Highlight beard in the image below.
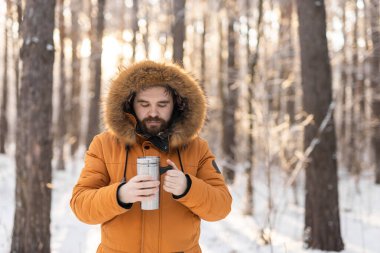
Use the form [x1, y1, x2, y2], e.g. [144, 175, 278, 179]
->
[139, 116, 169, 136]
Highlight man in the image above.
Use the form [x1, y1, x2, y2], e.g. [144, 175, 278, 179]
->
[70, 61, 232, 253]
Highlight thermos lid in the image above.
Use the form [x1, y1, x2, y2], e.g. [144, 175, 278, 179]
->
[137, 156, 159, 165]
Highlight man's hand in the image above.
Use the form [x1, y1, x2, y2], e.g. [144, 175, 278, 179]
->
[118, 175, 160, 204]
[163, 159, 187, 196]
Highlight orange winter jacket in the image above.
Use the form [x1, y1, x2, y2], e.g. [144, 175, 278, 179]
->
[70, 61, 232, 253]
[71, 132, 231, 253]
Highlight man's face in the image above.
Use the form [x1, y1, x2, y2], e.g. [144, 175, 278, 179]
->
[133, 86, 174, 135]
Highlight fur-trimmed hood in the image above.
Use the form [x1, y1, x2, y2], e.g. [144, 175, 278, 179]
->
[103, 60, 207, 149]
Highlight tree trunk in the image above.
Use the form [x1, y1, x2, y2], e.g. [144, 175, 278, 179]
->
[69, 1, 82, 156]
[339, 0, 348, 168]
[0, 0, 10, 154]
[117, 0, 126, 66]
[222, 0, 239, 184]
[244, 0, 264, 215]
[217, 8, 227, 178]
[159, 0, 170, 59]
[11, 0, 56, 252]
[264, 1, 278, 123]
[172, 0, 186, 66]
[279, 0, 295, 126]
[200, 9, 207, 90]
[56, 0, 67, 170]
[363, 0, 370, 51]
[369, 0, 380, 184]
[14, 0, 22, 111]
[86, 0, 106, 148]
[143, 5, 150, 59]
[358, 0, 366, 115]
[347, 1, 360, 174]
[279, 0, 298, 205]
[295, 0, 344, 250]
[131, 0, 138, 62]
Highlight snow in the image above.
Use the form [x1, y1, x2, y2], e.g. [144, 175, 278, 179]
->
[0, 152, 379, 253]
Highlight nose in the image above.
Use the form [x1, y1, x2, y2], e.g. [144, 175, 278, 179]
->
[147, 105, 158, 117]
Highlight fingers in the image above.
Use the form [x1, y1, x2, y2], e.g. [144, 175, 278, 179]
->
[127, 175, 159, 191]
[163, 173, 175, 193]
[129, 182, 159, 202]
[163, 179, 176, 189]
[138, 180, 160, 188]
[136, 187, 159, 197]
[167, 159, 180, 171]
[120, 175, 160, 203]
[163, 179, 178, 193]
[131, 174, 156, 182]
[166, 169, 182, 178]
[125, 160, 185, 199]
[164, 173, 180, 187]
[162, 164, 187, 196]
[166, 160, 181, 176]
[129, 175, 160, 188]
[131, 178, 160, 193]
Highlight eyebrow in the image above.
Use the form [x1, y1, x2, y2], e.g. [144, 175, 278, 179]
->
[135, 99, 171, 103]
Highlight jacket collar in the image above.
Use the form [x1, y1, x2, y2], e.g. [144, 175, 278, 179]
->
[136, 125, 170, 152]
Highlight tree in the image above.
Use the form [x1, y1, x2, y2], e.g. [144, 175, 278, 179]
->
[11, 0, 56, 251]
[13, 0, 22, 111]
[339, 0, 348, 168]
[86, 0, 106, 148]
[369, 0, 380, 184]
[172, 0, 186, 66]
[244, 0, 264, 215]
[295, 0, 344, 250]
[158, 0, 171, 59]
[0, 0, 10, 154]
[347, 0, 360, 175]
[131, 0, 139, 62]
[143, 2, 150, 59]
[217, 4, 226, 169]
[278, 0, 299, 205]
[279, 0, 296, 126]
[200, 2, 207, 89]
[69, 1, 82, 156]
[222, 0, 239, 184]
[117, 0, 126, 66]
[56, 0, 67, 170]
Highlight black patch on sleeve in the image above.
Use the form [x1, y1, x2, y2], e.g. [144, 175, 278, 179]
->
[212, 160, 221, 174]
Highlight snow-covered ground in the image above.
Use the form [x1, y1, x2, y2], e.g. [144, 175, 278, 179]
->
[0, 152, 379, 253]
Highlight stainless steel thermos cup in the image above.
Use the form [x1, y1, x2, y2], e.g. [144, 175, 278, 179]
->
[137, 156, 160, 210]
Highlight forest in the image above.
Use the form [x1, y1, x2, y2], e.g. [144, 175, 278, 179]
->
[0, 0, 379, 252]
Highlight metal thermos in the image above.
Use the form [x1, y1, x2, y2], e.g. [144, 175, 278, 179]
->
[137, 156, 160, 210]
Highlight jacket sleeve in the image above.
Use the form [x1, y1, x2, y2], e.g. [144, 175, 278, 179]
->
[70, 135, 127, 224]
[176, 139, 232, 221]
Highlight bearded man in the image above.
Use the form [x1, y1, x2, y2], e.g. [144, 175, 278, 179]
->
[71, 61, 232, 253]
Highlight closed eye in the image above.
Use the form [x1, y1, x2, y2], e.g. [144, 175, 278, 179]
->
[158, 102, 169, 108]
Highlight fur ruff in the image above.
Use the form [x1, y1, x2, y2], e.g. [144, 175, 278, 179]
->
[103, 60, 207, 149]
